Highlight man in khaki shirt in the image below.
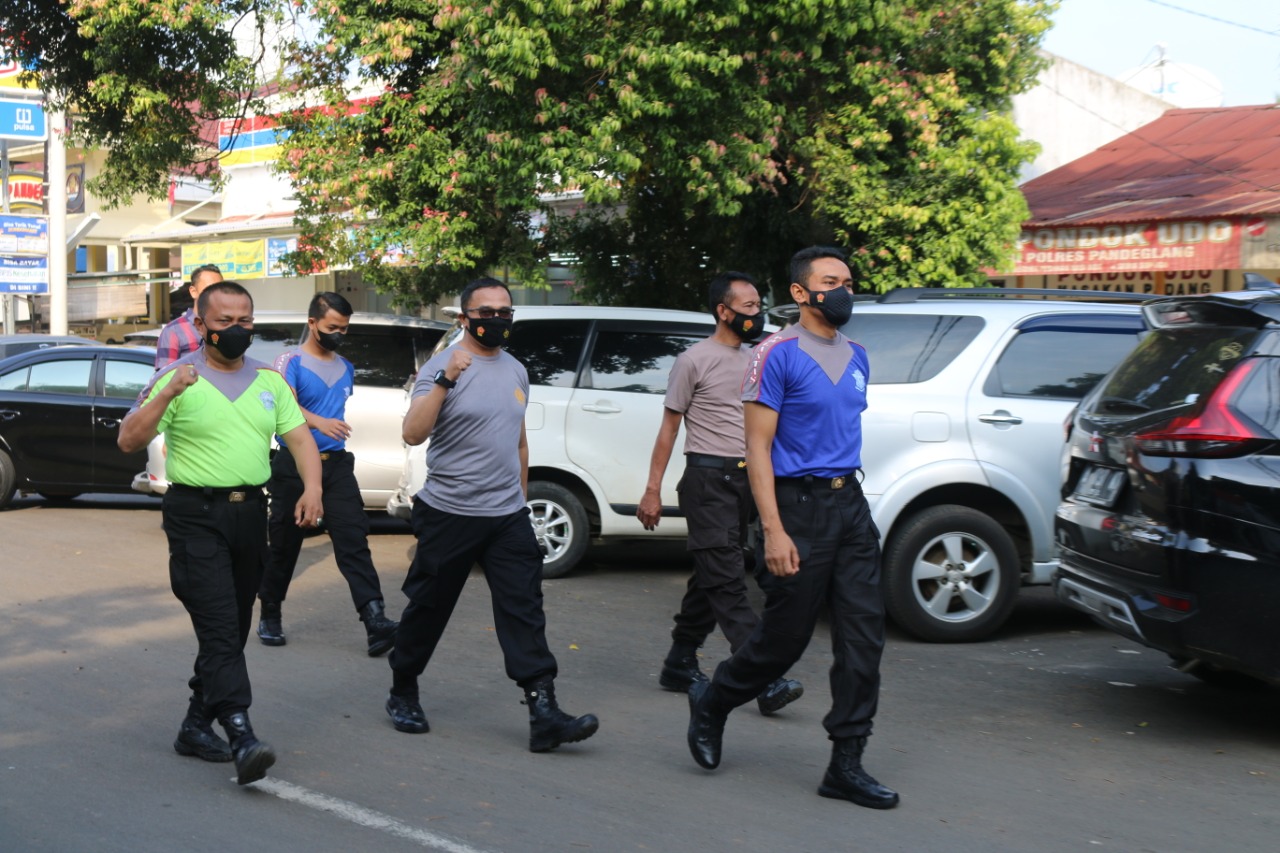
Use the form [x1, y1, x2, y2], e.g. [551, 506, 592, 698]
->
[638, 271, 803, 716]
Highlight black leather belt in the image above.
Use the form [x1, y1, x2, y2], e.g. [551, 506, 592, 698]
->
[170, 483, 265, 502]
[686, 452, 747, 471]
[775, 472, 861, 491]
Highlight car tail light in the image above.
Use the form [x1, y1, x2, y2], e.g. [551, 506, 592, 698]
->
[1134, 361, 1267, 457]
[1155, 593, 1192, 612]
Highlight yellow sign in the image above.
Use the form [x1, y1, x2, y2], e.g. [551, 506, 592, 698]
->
[182, 240, 266, 279]
[0, 61, 38, 90]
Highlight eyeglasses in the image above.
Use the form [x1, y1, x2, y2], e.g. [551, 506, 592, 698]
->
[466, 307, 515, 319]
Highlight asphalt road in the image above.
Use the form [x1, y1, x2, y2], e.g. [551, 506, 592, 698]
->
[2, 494, 1278, 852]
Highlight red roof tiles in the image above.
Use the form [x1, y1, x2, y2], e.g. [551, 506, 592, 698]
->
[1022, 104, 1280, 226]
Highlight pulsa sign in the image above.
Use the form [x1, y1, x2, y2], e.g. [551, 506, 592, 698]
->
[1013, 218, 1241, 275]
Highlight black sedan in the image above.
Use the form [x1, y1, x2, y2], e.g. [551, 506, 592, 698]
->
[0, 345, 158, 508]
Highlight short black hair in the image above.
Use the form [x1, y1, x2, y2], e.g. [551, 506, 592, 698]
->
[707, 271, 757, 319]
[459, 276, 511, 311]
[309, 291, 353, 321]
[197, 280, 254, 317]
[790, 246, 849, 288]
[190, 264, 223, 290]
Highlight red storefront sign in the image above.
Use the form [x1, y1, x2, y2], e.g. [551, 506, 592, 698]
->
[1012, 218, 1242, 275]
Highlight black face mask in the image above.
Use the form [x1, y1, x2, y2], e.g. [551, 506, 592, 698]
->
[803, 285, 854, 327]
[204, 323, 253, 359]
[316, 330, 345, 352]
[725, 309, 765, 342]
[465, 317, 513, 349]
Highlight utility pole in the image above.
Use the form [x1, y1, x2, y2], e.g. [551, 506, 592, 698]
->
[47, 108, 67, 334]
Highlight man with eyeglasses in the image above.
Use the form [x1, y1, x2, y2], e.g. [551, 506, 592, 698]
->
[384, 276, 599, 753]
[684, 246, 899, 809]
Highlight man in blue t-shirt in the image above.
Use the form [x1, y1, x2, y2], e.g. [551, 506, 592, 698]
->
[685, 246, 900, 810]
[256, 292, 399, 656]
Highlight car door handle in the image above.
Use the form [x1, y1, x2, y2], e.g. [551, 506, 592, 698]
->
[581, 403, 622, 414]
[96, 416, 122, 428]
[978, 411, 1023, 426]
[0, 409, 17, 422]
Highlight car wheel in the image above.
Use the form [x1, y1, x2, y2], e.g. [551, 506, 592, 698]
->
[527, 481, 589, 579]
[38, 491, 82, 503]
[0, 449, 16, 509]
[883, 504, 1021, 643]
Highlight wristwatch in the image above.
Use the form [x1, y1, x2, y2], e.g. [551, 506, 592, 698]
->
[433, 369, 457, 389]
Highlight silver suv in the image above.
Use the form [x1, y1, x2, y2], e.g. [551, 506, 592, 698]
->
[838, 289, 1146, 641]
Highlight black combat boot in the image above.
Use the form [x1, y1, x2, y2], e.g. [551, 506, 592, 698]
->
[659, 642, 709, 692]
[173, 695, 232, 762]
[818, 736, 900, 809]
[257, 601, 286, 647]
[686, 679, 730, 770]
[756, 676, 804, 716]
[524, 679, 599, 753]
[359, 599, 398, 657]
[220, 711, 277, 786]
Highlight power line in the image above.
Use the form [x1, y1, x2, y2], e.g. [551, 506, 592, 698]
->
[1143, 0, 1280, 37]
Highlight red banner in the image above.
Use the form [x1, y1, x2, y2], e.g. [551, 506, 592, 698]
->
[1012, 218, 1242, 275]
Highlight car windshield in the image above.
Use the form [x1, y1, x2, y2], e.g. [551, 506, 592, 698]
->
[1087, 325, 1263, 415]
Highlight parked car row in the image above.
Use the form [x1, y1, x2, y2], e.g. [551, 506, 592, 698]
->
[9, 288, 1275, 673]
[388, 291, 1151, 647]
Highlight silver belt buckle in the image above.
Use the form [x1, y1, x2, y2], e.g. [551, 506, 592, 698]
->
[229, 491, 246, 503]
[831, 476, 846, 490]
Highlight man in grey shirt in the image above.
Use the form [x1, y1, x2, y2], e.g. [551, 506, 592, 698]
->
[638, 272, 803, 716]
[383, 277, 599, 753]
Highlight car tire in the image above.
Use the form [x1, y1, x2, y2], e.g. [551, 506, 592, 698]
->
[883, 505, 1021, 643]
[527, 481, 589, 580]
[0, 448, 16, 509]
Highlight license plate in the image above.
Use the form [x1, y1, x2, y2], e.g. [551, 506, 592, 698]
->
[1072, 464, 1126, 508]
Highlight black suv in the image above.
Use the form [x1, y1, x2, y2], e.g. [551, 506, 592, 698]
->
[1055, 290, 1280, 687]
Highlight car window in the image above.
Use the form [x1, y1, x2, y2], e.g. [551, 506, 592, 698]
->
[505, 319, 591, 387]
[0, 366, 28, 391]
[1091, 325, 1265, 415]
[1233, 357, 1280, 436]
[247, 323, 303, 369]
[102, 358, 155, 400]
[585, 327, 705, 394]
[842, 313, 984, 384]
[989, 317, 1145, 400]
[339, 328, 429, 388]
[27, 358, 93, 395]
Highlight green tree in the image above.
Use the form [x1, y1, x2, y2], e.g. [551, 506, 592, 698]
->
[283, 0, 1053, 307]
[0, 0, 282, 204]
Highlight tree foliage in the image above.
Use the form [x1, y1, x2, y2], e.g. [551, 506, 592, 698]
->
[0, 0, 281, 205]
[283, 0, 1054, 307]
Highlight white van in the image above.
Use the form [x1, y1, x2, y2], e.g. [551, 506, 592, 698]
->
[131, 311, 450, 510]
[387, 305, 757, 577]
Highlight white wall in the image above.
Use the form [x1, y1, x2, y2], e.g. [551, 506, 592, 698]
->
[1014, 52, 1174, 183]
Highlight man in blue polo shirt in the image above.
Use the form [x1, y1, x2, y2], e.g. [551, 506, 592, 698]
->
[256, 292, 399, 656]
[684, 246, 899, 809]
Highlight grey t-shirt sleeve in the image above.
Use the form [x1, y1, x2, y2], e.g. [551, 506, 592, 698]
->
[663, 349, 696, 414]
[412, 348, 454, 398]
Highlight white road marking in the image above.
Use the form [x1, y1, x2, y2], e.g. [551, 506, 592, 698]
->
[246, 776, 490, 853]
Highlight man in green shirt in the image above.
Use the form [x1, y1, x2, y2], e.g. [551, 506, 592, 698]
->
[120, 281, 323, 786]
